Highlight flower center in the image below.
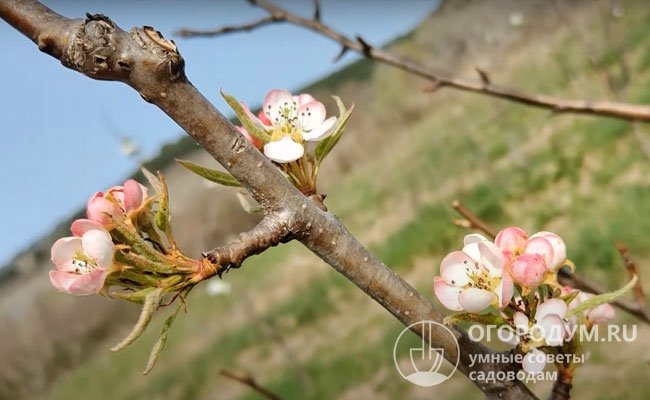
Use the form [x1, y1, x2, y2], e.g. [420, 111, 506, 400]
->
[72, 251, 97, 274]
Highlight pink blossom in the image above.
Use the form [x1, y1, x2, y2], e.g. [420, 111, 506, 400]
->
[87, 179, 148, 225]
[434, 234, 513, 313]
[510, 253, 548, 288]
[49, 220, 115, 295]
[495, 226, 528, 257]
[244, 89, 337, 163]
[525, 231, 566, 272]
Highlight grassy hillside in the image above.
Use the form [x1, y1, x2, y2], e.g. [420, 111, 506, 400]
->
[4, 0, 650, 399]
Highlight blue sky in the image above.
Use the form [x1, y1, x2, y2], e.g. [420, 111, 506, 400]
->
[0, 0, 438, 266]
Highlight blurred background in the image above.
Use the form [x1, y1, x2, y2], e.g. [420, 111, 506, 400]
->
[1, 0, 649, 398]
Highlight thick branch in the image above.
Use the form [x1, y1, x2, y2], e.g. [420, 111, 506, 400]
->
[204, 213, 291, 277]
[177, 0, 650, 123]
[452, 200, 650, 324]
[0, 2, 535, 398]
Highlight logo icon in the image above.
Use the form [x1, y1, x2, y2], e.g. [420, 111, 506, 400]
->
[393, 320, 460, 387]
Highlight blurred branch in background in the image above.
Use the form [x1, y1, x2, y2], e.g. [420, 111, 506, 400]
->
[451, 200, 650, 324]
[219, 369, 283, 400]
[176, 0, 650, 123]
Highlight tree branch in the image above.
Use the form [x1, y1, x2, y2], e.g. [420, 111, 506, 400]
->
[176, 0, 650, 123]
[176, 15, 280, 38]
[451, 200, 650, 324]
[0, 2, 536, 398]
[219, 369, 283, 400]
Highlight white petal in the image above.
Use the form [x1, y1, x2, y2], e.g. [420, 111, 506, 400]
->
[537, 315, 567, 346]
[433, 277, 463, 311]
[302, 116, 337, 141]
[513, 311, 530, 333]
[263, 89, 296, 125]
[297, 101, 326, 132]
[51, 237, 83, 267]
[522, 349, 546, 373]
[458, 288, 496, 313]
[439, 251, 472, 286]
[294, 93, 316, 108]
[535, 298, 568, 321]
[463, 233, 488, 246]
[81, 229, 114, 269]
[263, 136, 304, 163]
[478, 241, 505, 276]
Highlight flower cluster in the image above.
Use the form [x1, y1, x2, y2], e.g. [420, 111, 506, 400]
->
[434, 227, 622, 374]
[49, 175, 212, 298]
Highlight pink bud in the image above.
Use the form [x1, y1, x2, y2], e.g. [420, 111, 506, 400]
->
[528, 231, 566, 272]
[86, 180, 148, 226]
[511, 253, 548, 288]
[495, 226, 528, 255]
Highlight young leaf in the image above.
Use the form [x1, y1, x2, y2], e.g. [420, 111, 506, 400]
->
[143, 302, 182, 375]
[566, 275, 638, 318]
[155, 173, 173, 238]
[176, 159, 241, 187]
[220, 89, 272, 143]
[141, 166, 163, 193]
[315, 99, 354, 163]
[111, 288, 163, 352]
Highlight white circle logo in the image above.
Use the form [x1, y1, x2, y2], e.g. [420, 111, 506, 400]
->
[393, 320, 460, 387]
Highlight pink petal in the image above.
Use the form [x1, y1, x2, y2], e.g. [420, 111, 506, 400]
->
[433, 277, 463, 311]
[302, 116, 337, 141]
[50, 269, 106, 296]
[263, 89, 296, 124]
[51, 237, 82, 267]
[71, 218, 105, 237]
[439, 251, 472, 286]
[263, 136, 304, 163]
[257, 110, 272, 126]
[81, 230, 114, 269]
[588, 303, 615, 324]
[294, 93, 317, 108]
[240, 101, 269, 130]
[535, 298, 568, 321]
[87, 195, 122, 225]
[123, 179, 145, 212]
[458, 288, 496, 313]
[495, 226, 528, 253]
[524, 237, 554, 269]
[522, 349, 546, 373]
[531, 232, 566, 271]
[511, 253, 547, 287]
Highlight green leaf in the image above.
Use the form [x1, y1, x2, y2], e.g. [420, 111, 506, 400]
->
[315, 98, 354, 163]
[143, 302, 182, 375]
[176, 159, 241, 187]
[443, 312, 508, 326]
[155, 173, 172, 236]
[112, 287, 158, 304]
[141, 167, 163, 193]
[220, 89, 272, 143]
[111, 288, 162, 352]
[566, 275, 638, 318]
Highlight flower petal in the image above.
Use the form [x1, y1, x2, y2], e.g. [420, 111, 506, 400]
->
[458, 288, 496, 313]
[263, 136, 304, 163]
[81, 230, 114, 269]
[530, 231, 566, 271]
[524, 237, 554, 269]
[495, 226, 528, 253]
[123, 179, 145, 212]
[51, 237, 82, 267]
[294, 93, 316, 108]
[50, 269, 107, 296]
[537, 314, 566, 346]
[263, 89, 296, 124]
[87, 195, 121, 225]
[587, 303, 615, 324]
[71, 218, 105, 237]
[478, 241, 505, 276]
[498, 270, 514, 308]
[433, 277, 463, 311]
[302, 116, 337, 141]
[297, 101, 326, 132]
[463, 233, 489, 246]
[535, 298, 568, 321]
[522, 349, 546, 373]
[439, 251, 472, 286]
[513, 311, 530, 332]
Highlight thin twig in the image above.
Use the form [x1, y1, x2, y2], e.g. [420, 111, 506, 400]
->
[451, 200, 650, 324]
[220, 369, 283, 400]
[176, 15, 280, 37]
[176, 0, 650, 123]
[615, 241, 646, 306]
